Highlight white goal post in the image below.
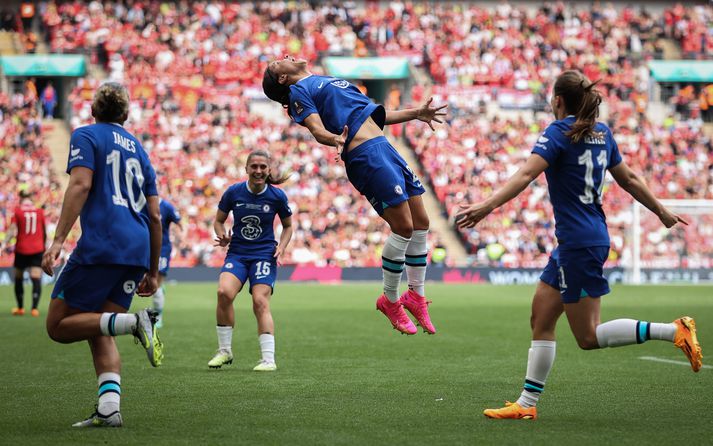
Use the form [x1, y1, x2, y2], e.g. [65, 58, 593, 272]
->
[629, 199, 713, 284]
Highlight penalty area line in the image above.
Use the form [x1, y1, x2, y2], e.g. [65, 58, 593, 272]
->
[639, 356, 711, 369]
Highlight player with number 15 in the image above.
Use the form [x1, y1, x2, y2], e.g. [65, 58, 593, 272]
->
[208, 150, 293, 372]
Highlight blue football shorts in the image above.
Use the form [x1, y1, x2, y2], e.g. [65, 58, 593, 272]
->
[344, 136, 426, 215]
[221, 255, 277, 294]
[540, 246, 611, 304]
[51, 259, 146, 312]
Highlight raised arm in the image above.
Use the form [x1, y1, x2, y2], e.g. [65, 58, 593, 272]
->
[609, 162, 688, 228]
[456, 154, 549, 229]
[384, 98, 447, 130]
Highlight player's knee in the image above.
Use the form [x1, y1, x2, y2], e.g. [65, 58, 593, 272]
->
[46, 324, 71, 344]
[390, 222, 413, 239]
[414, 216, 430, 231]
[252, 297, 270, 316]
[216, 287, 235, 303]
[575, 334, 600, 350]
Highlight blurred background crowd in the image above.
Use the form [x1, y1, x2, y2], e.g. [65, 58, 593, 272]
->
[1, 1, 711, 270]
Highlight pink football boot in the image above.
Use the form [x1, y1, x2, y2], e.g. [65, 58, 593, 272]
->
[401, 289, 436, 334]
[376, 294, 417, 335]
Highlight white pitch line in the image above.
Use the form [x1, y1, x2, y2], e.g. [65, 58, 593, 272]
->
[639, 356, 712, 369]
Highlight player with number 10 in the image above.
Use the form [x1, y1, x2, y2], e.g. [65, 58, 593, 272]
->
[208, 150, 293, 372]
[456, 70, 702, 420]
[41, 82, 163, 427]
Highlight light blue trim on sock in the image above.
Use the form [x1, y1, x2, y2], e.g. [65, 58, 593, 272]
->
[637, 321, 649, 344]
[524, 383, 543, 393]
[382, 258, 404, 272]
[98, 382, 121, 395]
[405, 254, 428, 266]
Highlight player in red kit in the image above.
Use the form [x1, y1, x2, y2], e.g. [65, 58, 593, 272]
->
[4, 190, 47, 316]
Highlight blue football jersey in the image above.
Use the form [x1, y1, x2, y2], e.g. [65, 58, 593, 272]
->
[67, 122, 158, 267]
[531, 116, 622, 249]
[218, 182, 292, 258]
[288, 75, 386, 156]
[159, 199, 181, 252]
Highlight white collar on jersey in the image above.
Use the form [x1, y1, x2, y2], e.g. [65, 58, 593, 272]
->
[296, 73, 313, 83]
[110, 122, 124, 127]
[247, 183, 268, 195]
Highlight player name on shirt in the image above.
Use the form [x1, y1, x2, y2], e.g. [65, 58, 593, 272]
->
[584, 133, 606, 145]
[113, 131, 137, 153]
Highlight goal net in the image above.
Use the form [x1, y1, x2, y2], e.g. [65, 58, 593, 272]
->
[624, 199, 713, 284]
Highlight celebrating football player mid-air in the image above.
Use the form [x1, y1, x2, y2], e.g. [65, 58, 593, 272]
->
[263, 55, 446, 336]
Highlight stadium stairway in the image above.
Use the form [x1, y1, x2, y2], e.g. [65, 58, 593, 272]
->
[44, 119, 70, 188]
[660, 38, 682, 60]
[0, 30, 21, 55]
[389, 133, 469, 265]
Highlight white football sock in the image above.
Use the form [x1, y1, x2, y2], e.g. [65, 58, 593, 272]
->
[97, 372, 121, 416]
[648, 322, 676, 341]
[405, 229, 429, 296]
[516, 340, 556, 408]
[217, 325, 233, 353]
[99, 313, 137, 336]
[382, 233, 410, 302]
[259, 333, 275, 363]
[596, 319, 676, 347]
[153, 286, 165, 315]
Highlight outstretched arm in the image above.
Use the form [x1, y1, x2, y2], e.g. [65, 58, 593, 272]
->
[455, 154, 549, 229]
[609, 162, 688, 228]
[384, 98, 447, 130]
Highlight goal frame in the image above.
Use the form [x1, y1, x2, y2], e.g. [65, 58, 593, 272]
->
[629, 199, 713, 284]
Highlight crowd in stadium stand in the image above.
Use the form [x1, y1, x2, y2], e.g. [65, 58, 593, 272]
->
[664, 4, 713, 60]
[0, 90, 64, 266]
[4, 1, 710, 269]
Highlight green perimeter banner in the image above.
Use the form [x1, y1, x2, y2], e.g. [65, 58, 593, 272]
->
[648, 60, 713, 83]
[323, 57, 409, 79]
[1, 54, 86, 77]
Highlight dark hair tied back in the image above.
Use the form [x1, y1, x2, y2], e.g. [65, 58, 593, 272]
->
[554, 70, 603, 143]
[262, 68, 291, 110]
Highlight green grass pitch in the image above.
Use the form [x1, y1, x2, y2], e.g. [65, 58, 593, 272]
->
[1, 283, 711, 445]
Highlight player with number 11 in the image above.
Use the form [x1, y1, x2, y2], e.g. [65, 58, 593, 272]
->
[456, 70, 701, 420]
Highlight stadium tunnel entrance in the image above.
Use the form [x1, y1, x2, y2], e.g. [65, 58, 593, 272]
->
[0, 54, 86, 119]
[7, 75, 71, 119]
[322, 56, 412, 108]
